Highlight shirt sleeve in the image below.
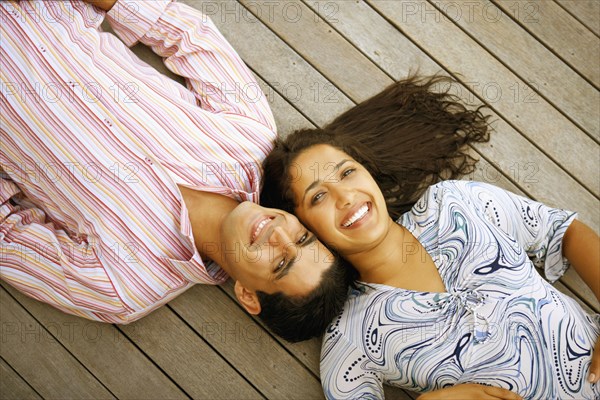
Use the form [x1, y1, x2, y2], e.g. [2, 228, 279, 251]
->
[321, 329, 385, 400]
[106, 0, 276, 132]
[444, 180, 578, 283]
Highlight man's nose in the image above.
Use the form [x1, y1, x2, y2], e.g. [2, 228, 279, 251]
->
[269, 225, 292, 246]
[269, 226, 299, 255]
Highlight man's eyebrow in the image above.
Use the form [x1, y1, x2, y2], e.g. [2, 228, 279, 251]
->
[301, 159, 351, 203]
[275, 234, 318, 280]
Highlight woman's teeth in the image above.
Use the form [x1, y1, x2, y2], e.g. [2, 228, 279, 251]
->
[342, 204, 369, 227]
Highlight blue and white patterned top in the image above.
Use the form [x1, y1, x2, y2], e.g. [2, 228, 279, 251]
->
[321, 181, 600, 399]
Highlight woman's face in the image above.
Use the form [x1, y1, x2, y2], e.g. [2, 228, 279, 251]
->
[290, 144, 391, 257]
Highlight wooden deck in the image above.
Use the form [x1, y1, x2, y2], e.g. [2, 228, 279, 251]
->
[1, 1, 599, 399]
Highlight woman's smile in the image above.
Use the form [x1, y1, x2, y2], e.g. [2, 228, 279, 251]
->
[340, 202, 371, 229]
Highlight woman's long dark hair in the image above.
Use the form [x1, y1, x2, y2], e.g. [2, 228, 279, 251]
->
[261, 75, 492, 220]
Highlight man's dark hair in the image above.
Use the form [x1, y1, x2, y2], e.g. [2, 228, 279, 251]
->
[256, 255, 357, 342]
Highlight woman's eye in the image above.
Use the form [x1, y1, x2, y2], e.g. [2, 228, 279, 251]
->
[341, 168, 355, 178]
[311, 192, 325, 205]
[297, 232, 308, 245]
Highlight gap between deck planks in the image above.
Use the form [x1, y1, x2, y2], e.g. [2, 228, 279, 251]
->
[492, 0, 599, 89]
[555, 0, 600, 37]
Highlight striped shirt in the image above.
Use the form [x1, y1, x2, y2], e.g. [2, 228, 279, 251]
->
[0, 0, 276, 323]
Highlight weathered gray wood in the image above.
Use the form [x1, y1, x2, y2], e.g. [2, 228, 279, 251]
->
[555, 0, 600, 37]
[118, 303, 262, 399]
[430, 0, 599, 139]
[368, 0, 599, 196]
[493, 0, 599, 88]
[169, 284, 324, 399]
[0, 358, 42, 400]
[0, 287, 115, 399]
[239, 0, 391, 104]
[182, 0, 353, 127]
[1, 282, 187, 400]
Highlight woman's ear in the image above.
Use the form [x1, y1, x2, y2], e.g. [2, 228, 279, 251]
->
[234, 280, 262, 315]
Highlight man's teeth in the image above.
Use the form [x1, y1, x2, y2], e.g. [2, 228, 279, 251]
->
[342, 204, 369, 227]
[253, 217, 272, 241]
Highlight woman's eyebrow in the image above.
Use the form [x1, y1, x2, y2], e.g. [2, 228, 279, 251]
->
[301, 159, 351, 202]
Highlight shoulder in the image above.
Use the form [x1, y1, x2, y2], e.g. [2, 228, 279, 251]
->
[414, 180, 505, 211]
[407, 180, 471, 217]
[321, 285, 377, 353]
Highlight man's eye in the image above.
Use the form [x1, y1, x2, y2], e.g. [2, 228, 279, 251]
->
[275, 258, 286, 273]
[297, 232, 308, 245]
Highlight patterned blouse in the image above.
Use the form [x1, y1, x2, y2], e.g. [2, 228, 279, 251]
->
[321, 180, 599, 399]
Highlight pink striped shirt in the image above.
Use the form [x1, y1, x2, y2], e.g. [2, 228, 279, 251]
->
[0, 0, 276, 323]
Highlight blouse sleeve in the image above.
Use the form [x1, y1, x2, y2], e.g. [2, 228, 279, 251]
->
[106, 0, 275, 131]
[444, 180, 578, 282]
[321, 329, 385, 400]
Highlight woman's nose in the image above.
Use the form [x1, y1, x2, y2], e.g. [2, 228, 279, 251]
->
[334, 187, 354, 210]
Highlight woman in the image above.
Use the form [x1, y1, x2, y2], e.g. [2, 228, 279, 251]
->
[260, 76, 600, 399]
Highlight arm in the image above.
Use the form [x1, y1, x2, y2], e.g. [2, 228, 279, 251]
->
[83, 0, 117, 11]
[103, 0, 275, 131]
[0, 178, 132, 323]
[563, 219, 600, 384]
[562, 219, 600, 301]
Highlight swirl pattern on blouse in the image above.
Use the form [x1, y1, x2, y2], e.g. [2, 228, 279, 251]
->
[320, 180, 599, 400]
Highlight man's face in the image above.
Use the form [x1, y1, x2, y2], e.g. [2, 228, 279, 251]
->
[221, 201, 334, 298]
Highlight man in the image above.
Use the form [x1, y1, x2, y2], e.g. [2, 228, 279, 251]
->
[0, 0, 341, 329]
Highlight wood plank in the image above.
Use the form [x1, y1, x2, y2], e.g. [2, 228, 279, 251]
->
[181, 0, 353, 127]
[493, 0, 599, 88]
[1, 282, 187, 400]
[0, 287, 115, 399]
[555, 0, 600, 37]
[239, 0, 391, 104]
[0, 358, 42, 400]
[367, 0, 599, 197]
[118, 303, 262, 399]
[169, 284, 324, 399]
[431, 0, 599, 139]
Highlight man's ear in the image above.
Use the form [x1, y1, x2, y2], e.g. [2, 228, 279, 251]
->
[234, 280, 262, 315]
